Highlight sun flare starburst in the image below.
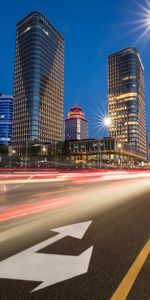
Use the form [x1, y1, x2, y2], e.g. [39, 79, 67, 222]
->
[127, 0, 150, 45]
[88, 104, 113, 139]
[99, 113, 112, 130]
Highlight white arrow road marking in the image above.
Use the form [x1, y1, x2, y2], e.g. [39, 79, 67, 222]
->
[0, 221, 93, 293]
[3, 185, 6, 192]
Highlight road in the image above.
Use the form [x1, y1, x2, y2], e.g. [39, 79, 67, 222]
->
[0, 170, 150, 299]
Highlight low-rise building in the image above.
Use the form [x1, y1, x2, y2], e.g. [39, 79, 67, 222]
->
[69, 137, 147, 168]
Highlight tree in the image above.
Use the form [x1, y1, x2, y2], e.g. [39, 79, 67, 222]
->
[0, 144, 8, 155]
[62, 141, 70, 160]
[28, 145, 41, 156]
[20, 144, 41, 158]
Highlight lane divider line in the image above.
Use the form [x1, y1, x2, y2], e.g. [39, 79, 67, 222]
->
[110, 238, 150, 300]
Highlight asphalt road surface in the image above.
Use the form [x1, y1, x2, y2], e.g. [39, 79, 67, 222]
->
[1, 172, 150, 300]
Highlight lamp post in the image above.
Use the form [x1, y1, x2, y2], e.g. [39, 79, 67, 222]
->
[98, 141, 104, 169]
[42, 146, 47, 162]
[98, 140, 100, 169]
[102, 116, 112, 168]
[25, 140, 28, 168]
[8, 147, 16, 168]
[117, 143, 122, 169]
[103, 116, 112, 129]
[42, 146, 46, 153]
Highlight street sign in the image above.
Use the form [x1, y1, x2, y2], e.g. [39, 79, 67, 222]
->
[0, 221, 93, 292]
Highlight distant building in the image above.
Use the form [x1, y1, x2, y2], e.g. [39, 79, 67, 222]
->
[108, 47, 147, 157]
[65, 104, 88, 140]
[0, 94, 13, 145]
[12, 11, 64, 153]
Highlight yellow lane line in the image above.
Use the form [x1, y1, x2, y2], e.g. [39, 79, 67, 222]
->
[110, 239, 150, 300]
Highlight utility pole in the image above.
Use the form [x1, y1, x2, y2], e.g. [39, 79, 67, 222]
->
[8, 145, 12, 168]
[25, 139, 28, 168]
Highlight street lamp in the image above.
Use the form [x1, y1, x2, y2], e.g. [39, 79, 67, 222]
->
[42, 146, 46, 154]
[99, 115, 112, 168]
[117, 143, 122, 168]
[8, 147, 16, 168]
[42, 146, 47, 162]
[99, 114, 112, 133]
[103, 116, 112, 128]
[127, 1, 150, 45]
[25, 139, 28, 168]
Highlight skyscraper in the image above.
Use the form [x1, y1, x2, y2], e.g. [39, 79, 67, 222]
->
[0, 94, 13, 145]
[108, 47, 146, 155]
[65, 104, 88, 140]
[12, 11, 64, 153]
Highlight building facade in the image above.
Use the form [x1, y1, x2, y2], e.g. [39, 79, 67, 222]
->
[12, 11, 64, 153]
[108, 47, 146, 157]
[0, 94, 13, 145]
[65, 104, 88, 140]
[69, 137, 147, 168]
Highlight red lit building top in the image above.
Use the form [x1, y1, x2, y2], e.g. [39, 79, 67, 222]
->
[65, 104, 88, 140]
[65, 104, 87, 121]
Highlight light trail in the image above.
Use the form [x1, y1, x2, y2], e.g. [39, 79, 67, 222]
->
[1, 172, 150, 222]
[0, 191, 82, 222]
[0, 170, 150, 185]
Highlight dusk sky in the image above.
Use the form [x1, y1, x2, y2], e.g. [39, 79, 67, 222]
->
[1, 0, 150, 138]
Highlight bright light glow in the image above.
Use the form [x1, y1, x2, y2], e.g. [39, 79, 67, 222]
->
[23, 26, 31, 34]
[89, 111, 114, 138]
[103, 116, 112, 127]
[126, 1, 150, 45]
[1, 170, 150, 224]
[99, 114, 112, 131]
[43, 28, 49, 36]
[118, 143, 122, 148]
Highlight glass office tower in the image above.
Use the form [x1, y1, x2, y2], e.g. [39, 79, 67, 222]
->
[0, 94, 13, 145]
[13, 11, 64, 152]
[108, 47, 146, 155]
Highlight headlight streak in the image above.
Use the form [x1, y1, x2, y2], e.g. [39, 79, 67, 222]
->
[1, 171, 150, 222]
